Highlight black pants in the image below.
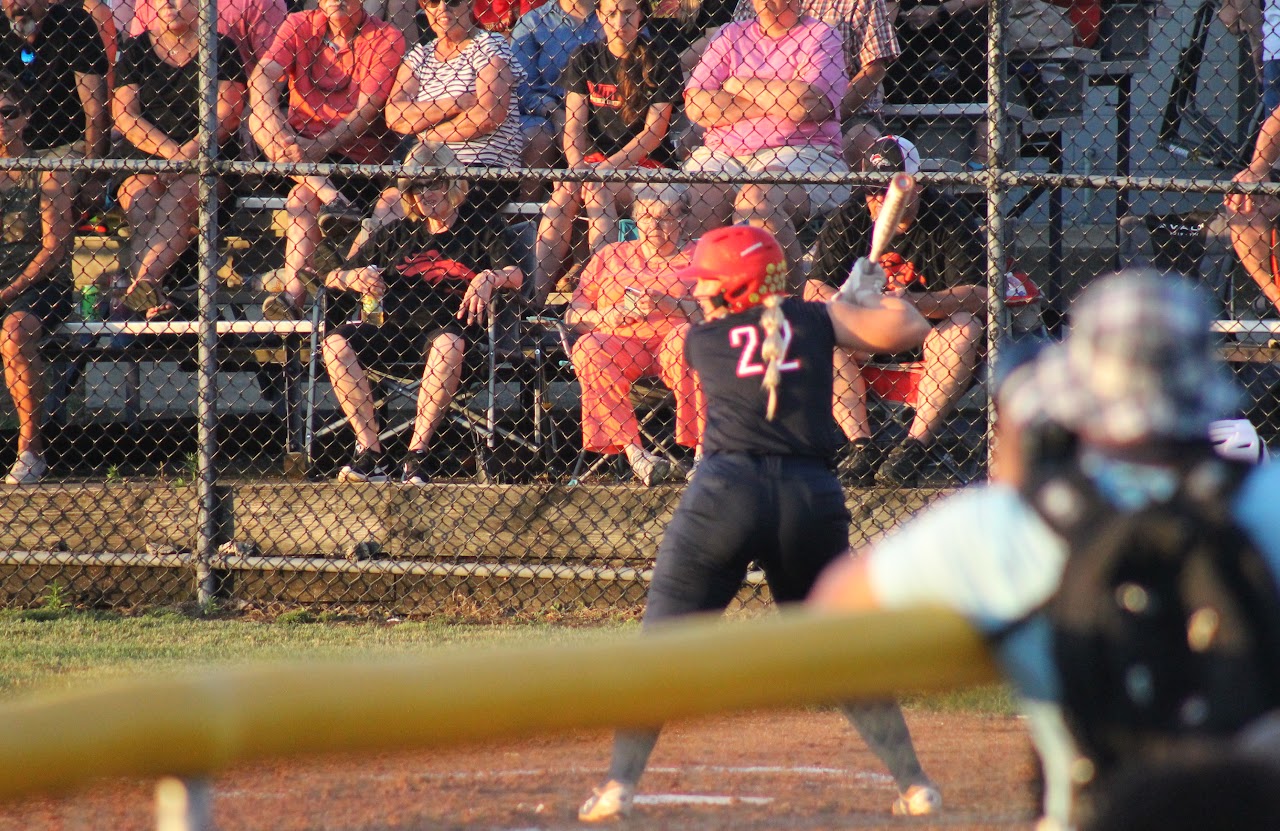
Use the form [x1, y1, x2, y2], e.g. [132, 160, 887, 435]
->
[604, 453, 929, 793]
[647, 453, 850, 620]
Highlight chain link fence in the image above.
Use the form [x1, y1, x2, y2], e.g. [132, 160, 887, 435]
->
[0, 0, 1274, 616]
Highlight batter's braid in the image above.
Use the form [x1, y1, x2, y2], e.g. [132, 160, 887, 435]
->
[759, 295, 786, 421]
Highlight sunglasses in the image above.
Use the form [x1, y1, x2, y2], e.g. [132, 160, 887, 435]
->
[421, 0, 468, 9]
[399, 175, 447, 195]
[0, 105, 25, 120]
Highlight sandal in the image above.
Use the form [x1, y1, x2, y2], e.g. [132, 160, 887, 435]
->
[262, 293, 303, 322]
[121, 279, 164, 314]
[143, 300, 179, 321]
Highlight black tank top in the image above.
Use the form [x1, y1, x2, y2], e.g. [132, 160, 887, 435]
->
[687, 297, 843, 460]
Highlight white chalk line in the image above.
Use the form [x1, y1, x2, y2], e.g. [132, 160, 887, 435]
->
[637, 794, 774, 807]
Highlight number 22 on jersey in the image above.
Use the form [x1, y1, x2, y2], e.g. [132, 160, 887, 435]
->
[729, 322, 801, 378]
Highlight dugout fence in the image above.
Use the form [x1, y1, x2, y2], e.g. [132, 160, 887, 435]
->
[0, 0, 1276, 614]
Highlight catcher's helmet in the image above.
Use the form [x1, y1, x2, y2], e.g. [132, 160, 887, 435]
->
[680, 224, 787, 313]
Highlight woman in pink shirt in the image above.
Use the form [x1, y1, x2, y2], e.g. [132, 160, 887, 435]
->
[681, 0, 849, 281]
[566, 182, 704, 485]
[248, 0, 405, 319]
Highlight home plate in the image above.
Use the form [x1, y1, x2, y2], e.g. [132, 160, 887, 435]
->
[636, 794, 774, 807]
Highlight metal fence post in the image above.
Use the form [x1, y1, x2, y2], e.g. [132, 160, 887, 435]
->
[985, 0, 1012, 477]
[194, 0, 221, 607]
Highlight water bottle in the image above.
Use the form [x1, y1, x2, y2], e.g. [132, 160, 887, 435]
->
[79, 284, 102, 321]
[361, 293, 385, 327]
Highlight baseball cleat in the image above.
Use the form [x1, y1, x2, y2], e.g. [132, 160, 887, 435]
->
[578, 780, 634, 822]
[891, 783, 942, 817]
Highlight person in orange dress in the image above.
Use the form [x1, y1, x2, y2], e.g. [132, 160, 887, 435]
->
[566, 181, 704, 485]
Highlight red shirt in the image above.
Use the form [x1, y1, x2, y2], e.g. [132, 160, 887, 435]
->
[261, 10, 405, 164]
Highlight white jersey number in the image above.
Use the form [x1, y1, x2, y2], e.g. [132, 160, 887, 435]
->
[729, 322, 801, 378]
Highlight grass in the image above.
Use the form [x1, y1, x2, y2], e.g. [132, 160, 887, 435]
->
[0, 609, 1018, 716]
[0, 609, 634, 698]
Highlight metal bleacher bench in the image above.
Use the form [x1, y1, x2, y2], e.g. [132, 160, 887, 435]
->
[45, 312, 320, 474]
[1213, 320, 1280, 364]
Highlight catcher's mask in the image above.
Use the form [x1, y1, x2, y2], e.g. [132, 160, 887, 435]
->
[679, 224, 787, 313]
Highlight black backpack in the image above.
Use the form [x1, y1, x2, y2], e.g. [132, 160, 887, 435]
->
[1022, 451, 1280, 775]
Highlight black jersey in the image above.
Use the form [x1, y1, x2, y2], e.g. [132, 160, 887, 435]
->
[686, 297, 843, 460]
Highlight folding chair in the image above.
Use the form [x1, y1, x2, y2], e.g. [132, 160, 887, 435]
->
[304, 221, 573, 482]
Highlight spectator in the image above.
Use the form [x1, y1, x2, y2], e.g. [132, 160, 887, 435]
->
[382, 0, 524, 222]
[321, 141, 524, 483]
[113, 0, 246, 318]
[299, 0, 423, 55]
[807, 135, 983, 485]
[511, 0, 601, 193]
[729, 0, 898, 167]
[535, 0, 681, 290]
[566, 182, 702, 485]
[1226, 102, 1280, 315]
[0, 73, 76, 485]
[249, 0, 405, 321]
[122, 0, 286, 71]
[808, 271, 1280, 829]
[682, 0, 848, 283]
[0, 0, 108, 163]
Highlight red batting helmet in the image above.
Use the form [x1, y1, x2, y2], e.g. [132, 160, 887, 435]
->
[678, 225, 788, 313]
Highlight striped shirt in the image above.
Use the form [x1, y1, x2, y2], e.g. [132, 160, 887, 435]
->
[731, 0, 899, 114]
[403, 30, 527, 167]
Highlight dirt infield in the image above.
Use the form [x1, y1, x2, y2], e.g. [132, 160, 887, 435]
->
[0, 708, 1040, 830]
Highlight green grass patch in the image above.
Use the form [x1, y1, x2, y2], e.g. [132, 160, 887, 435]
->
[0, 611, 1018, 717]
[0, 611, 634, 698]
[904, 684, 1018, 716]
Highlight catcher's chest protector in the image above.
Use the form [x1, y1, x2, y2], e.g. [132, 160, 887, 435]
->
[1022, 456, 1280, 774]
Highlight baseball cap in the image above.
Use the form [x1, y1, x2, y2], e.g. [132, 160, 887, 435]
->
[1004, 269, 1241, 447]
[861, 135, 922, 175]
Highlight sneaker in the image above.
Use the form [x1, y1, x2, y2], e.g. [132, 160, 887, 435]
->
[401, 452, 431, 485]
[578, 780, 634, 822]
[630, 451, 672, 486]
[5, 451, 46, 485]
[684, 455, 702, 482]
[837, 437, 881, 486]
[262, 293, 303, 322]
[875, 438, 929, 486]
[891, 783, 942, 817]
[338, 449, 391, 483]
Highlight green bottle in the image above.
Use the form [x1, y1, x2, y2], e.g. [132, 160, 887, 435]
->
[80, 285, 101, 321]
